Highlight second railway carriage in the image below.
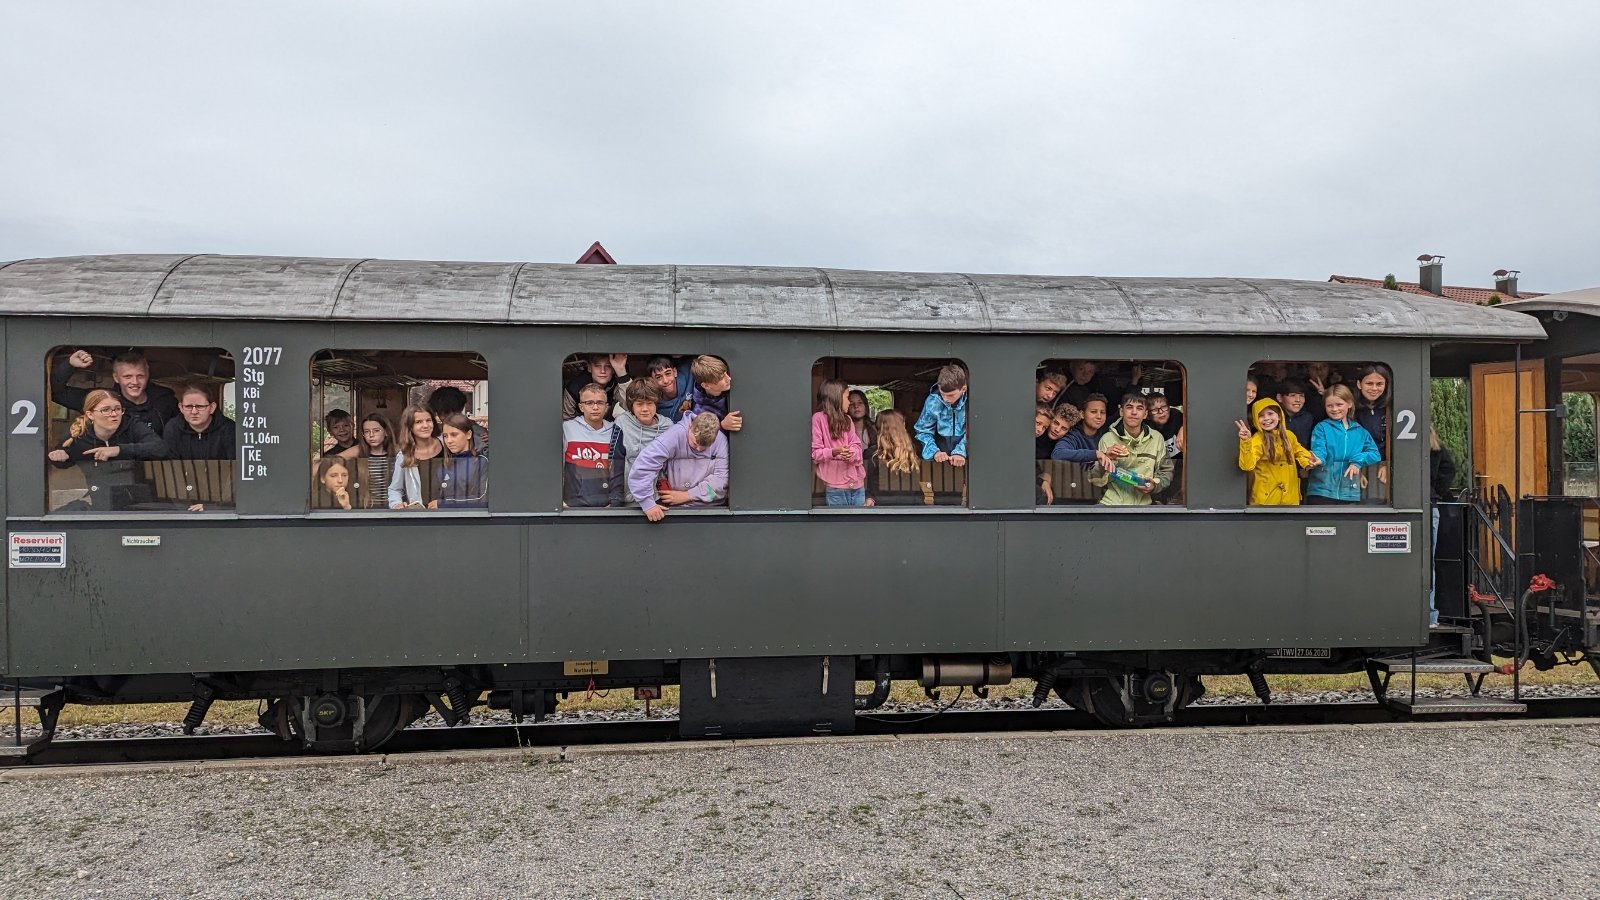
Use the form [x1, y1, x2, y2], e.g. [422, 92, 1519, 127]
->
[0, 255, 1547, 751]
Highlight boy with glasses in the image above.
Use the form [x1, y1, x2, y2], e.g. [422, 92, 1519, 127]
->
[562, 383, 624, 507]
[163, 383, 236, 461]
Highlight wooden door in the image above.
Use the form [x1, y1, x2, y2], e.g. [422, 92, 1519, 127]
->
[1471, 360, 1547, 501]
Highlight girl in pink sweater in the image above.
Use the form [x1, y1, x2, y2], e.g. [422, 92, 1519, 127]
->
[812, 378, 867, 507]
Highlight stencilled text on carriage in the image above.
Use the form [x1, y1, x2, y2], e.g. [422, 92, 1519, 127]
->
[239, 347, 283, 480]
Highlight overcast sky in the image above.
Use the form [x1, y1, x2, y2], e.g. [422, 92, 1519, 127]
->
[2, 2, 1597, 291]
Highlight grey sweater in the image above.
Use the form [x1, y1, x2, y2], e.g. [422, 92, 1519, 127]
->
[613, 411, 676, 504]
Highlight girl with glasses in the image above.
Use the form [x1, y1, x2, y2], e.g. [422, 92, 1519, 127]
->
[46, 389, 167, 510]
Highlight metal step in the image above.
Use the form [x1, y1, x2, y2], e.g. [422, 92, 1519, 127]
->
[1371, 657, 1493, 675]
[1387, 696, 1527, 715]
[1428, 623, 1475, 634]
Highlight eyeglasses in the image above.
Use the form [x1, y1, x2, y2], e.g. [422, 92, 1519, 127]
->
[578, 400, 608, 407]
[180, 404, 211, 411]
[91, 405, 124, 415]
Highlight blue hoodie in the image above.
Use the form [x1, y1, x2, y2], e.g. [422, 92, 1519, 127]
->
[914, 388, 967, 459]
[1050, 424, 1101, 463]
[1307, 418, 1381, 502]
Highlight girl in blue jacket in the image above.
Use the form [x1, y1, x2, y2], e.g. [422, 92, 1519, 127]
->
[1306, 384, 1380, 504]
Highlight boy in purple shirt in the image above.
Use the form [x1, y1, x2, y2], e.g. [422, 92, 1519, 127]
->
[628, 412, 729, 522]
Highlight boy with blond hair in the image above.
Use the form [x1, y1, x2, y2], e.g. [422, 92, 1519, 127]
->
[681, 355, 742, 433]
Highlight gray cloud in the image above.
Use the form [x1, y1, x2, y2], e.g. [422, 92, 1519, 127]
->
[2, 1, 1597, 291]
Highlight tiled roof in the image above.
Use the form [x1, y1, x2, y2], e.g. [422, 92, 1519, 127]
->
[1329, 275, 1544, 306]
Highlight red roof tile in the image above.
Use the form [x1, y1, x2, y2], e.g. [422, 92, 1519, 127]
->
[1328, 275, 1544, 306]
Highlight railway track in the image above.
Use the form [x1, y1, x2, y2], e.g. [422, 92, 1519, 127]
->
[7, 696, 1600, 769]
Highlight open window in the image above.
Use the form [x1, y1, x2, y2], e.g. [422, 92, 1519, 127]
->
[561, 353, 731, 510]
[1035, 359, 1185, 507]
[310, 350, 488, 511]
[811, 358, 969, 508]
[1243, 361, 1390, 506]
[45, 346, 235, 513]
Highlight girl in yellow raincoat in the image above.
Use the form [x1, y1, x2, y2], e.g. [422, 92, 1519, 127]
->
[1236, 397, 1321, 505]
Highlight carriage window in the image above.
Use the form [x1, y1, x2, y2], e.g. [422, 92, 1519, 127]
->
[45, 346, 235, 514]
[1242, 361, 1391, 507]
[310, 350, 488, 511]
[563, 353, 730, 511]
[811, 357, 969, 509]
[1035, 359, 1185, 508]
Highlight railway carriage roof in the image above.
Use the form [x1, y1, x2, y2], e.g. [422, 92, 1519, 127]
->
[1500, 287, 1600, 318]
[0, 254, 1544, 339]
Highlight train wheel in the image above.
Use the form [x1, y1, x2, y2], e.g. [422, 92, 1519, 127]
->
[281, 692, 427, 753]
[1055, 672, 1203, 727]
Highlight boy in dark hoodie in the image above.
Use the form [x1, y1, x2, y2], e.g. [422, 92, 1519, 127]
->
[1277, 378, 1320, 450]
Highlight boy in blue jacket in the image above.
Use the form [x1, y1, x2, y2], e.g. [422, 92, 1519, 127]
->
[915, 364, 968, 466]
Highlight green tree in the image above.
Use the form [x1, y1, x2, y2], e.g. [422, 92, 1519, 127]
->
[866, 387, 893, 415]
[1430, 377, 1470, 491]
[1563, 392, 1596, 462]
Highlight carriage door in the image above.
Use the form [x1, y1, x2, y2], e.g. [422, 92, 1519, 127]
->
[1470, 360, 1548, 504]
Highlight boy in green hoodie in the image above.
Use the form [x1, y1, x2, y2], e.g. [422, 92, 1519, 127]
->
[1091, 392, 1174, 506]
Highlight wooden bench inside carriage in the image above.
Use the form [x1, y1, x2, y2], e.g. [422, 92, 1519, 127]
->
[141, 460, 236, 507]
[1039, 460, 1107, 504]
[812, 460, 967, 506]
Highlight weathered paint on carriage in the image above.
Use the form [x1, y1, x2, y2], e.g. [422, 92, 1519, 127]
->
[0, 256, 1543, 679]
[0, 255, 1547, 339]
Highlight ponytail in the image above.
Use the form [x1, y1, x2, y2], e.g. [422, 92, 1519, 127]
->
[64, 389, 117, 448]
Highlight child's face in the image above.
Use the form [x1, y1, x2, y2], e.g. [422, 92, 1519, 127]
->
[1258, 407, 1281, 431]
[1048, 415, 1072, 440]
[329, 417, 355, 444]
[1121, 400, 1147, 429]
[587, 358, 614, 384]
[938, 386, 966, 405]
[632, 399, 658, 426]
[1070, 361, 1096, 385]
[1358, 372, 1386, 403]
[1034, 412, 1050, 437]
[1280, 392, 1305, 414]
[848, 395, 867, 419]
[578, 393, 608, 425]
[1036, 380, 1060, 403]
[322, 465, 349, 492]
[411, 412, 434, 439]
[362, 420, 387, 448]
[704, 373, 732, 396]
[1084, 400, 1107, 431]
[1325, 395, 1350, 421]
[442, 425, 472, 455]
[1148, 397, 1169, 424]
[1245, 381, 1258, 404]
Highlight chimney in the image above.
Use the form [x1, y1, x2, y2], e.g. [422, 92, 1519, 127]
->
[1417, 254, 1444, 295]
[1493, 268, 1520, 298]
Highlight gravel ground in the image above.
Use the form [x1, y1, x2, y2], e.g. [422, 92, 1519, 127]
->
[2, 720, 1598, 899]
[16, 681, 1600, 742]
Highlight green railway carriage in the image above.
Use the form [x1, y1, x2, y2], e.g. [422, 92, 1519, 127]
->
[0, 255, 1548, 750]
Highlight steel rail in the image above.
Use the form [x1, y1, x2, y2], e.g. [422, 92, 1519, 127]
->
[7, 696, 1598, 769]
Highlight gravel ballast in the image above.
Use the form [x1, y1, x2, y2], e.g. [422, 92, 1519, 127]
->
[2, 720, 1599, 898]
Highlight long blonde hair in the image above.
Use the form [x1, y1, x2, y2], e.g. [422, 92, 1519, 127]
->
[64, 389, 117, 445]
[873, 410, 919, 475]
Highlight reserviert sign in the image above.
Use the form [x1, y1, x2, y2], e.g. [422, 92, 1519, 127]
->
[1367, 522, 1412, 554]
[9, 532, 66, 568]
